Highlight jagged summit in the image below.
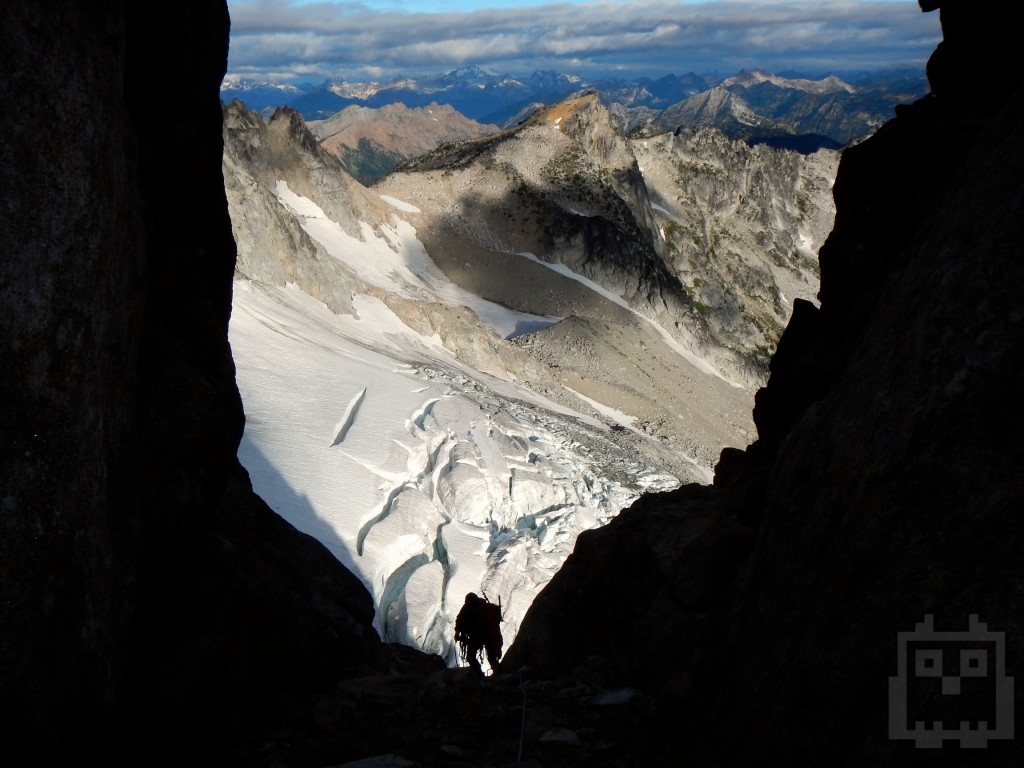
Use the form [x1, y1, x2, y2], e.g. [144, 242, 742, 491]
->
[524, 89, 601, 124]
[308, 100, 498, 183]
[221, 65, 925, 143]
[431, 64, 509, 85]
[721, 68, 857, 95]
[655, 85, 785, 134]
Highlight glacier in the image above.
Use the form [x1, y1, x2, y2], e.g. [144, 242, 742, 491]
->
[229, 187, 683, 665]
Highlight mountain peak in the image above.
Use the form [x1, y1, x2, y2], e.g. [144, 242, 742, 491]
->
[721, 69, 856, 94]
[526, 90, 602, 128]
[220, 67, 918, 137]
[435, 64, 505, 83]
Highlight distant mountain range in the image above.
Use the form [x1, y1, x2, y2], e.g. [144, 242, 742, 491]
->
[222, 65, 928, 147]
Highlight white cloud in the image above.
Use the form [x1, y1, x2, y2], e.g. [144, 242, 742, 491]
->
[226, 0, 941, 83]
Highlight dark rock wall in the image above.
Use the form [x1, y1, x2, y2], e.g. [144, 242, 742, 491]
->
[507, 2, 1022, 763]
[124, 2, 242, 546]
[1, 2, 383, 764]
[3, 0, 1020, 764]
[687, 81, 1024, 766]
[1, 3, 141, 757]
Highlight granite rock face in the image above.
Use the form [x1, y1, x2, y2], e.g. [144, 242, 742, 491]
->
[222, 100, 388, 317]
[1, 2, 384, 764]
[506, 2, 1023, 763]
[632, 126, 838, 377]
[1, 4, 143, 757]
[379, 91, 834, 388]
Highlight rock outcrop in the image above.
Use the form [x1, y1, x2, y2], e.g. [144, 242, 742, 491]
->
[633, 126, 838, 375]
[378, 91, 835, 388]
[1, 2, 385, 764]
[222, 100, 390, 316]
[505, 2, 1023, 764]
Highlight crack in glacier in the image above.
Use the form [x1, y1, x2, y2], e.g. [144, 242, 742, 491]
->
[408, 397, 441, 433]
[356, 481, 412, 556]
[378, 553, 431, 643]
[330, 386, 366, 446]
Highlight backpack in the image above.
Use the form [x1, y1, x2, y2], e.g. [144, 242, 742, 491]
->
[455, 592, 503, 669]
[482, 594, 503, 663]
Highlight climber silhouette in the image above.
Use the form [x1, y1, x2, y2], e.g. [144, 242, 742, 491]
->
[454, 592, 502, 676]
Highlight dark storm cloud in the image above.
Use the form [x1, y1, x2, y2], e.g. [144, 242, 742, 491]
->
[226, 0, 941, 81]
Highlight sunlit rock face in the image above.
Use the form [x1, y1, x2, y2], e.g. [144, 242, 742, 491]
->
[309, 101, 500, 184]
[379, 92, 836, 388]
[505, 2, 1023, 764]
[632, 126, 838, 377]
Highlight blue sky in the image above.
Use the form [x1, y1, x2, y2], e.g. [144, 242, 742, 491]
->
[226, 0, 942, 83]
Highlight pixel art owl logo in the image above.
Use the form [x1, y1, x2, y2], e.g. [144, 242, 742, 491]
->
[889, 614, 1014, 748]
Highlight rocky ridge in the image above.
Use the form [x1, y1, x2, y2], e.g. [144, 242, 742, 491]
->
[223, 101, 374, 316]
[309, 102, 499, 184]
[363, 94, 763, 466]
[377, 91, 837, 387]
[222, 97, 751, 479]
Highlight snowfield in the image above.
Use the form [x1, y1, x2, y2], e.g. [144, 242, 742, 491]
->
[229, 187, 680, 664]
[274, 181, 560, 339]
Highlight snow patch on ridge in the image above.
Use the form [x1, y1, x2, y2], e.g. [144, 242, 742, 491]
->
[562, 386, 636, 430]
[564, 386, 712, 484]
[274, 180, 559, 340]
[379, 194, 421, 214]
[515, 251, 740, 386]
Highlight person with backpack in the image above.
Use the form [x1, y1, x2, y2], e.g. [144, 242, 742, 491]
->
[454, 592, 503, 676]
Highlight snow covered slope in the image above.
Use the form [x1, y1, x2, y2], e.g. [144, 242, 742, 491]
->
[230, 271, 675, 663]
[224, 100, 749, 664]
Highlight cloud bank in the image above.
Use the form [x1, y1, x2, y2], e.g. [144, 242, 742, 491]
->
[226, 0, 942, 82]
